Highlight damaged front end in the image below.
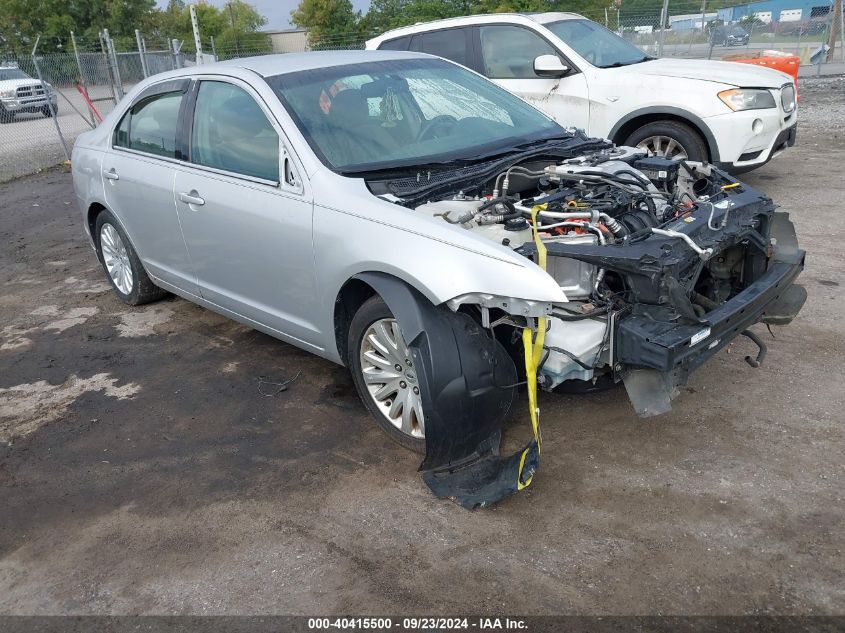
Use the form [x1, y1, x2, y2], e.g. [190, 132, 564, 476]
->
[368, 143, 806, 508]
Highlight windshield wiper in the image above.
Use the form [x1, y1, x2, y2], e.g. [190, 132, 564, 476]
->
[599, 56, 654, 68]
[462, 134, 577, 161]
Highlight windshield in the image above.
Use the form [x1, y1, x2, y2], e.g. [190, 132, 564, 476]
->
[0, 68, 30, 81]
[545, 19, 650, 68]
[266, 58, 563, 172]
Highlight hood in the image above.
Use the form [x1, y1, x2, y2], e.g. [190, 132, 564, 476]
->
[635, 58, 791, 88]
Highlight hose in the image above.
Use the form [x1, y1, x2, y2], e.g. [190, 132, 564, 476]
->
[551, 305, 609, 321]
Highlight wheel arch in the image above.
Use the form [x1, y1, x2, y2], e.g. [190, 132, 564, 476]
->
[87, 202, 108, 256]
[609, 107, 719, 162]
[333, 271, 442, 366]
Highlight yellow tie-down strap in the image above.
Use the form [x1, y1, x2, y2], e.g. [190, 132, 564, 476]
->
[517, 204, 549, 490]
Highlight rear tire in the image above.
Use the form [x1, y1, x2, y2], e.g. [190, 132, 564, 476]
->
[348, 296, 427, 454]
[625, 120, 709, 163]
[94, 210, 168, 306]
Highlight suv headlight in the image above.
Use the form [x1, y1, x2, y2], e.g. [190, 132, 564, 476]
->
[0, 89, 15, 98]
[718, 88, 777, 111]
[781, 83, 796, 113]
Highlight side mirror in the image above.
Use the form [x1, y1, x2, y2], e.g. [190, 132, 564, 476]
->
[534, 54, 569, 78]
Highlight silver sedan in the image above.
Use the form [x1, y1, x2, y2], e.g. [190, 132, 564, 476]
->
[72, 51, 805, 507]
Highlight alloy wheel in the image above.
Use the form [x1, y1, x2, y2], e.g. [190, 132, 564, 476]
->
[637, 135, 689, 160]
[359, 318, 425, 439]
[100, 223, 134, 295]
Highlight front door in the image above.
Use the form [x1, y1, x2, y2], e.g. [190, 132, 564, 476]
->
[173, 79, 320, 348]
[476, 24, 591, 132]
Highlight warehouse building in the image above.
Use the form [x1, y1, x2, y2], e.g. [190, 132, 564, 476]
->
[716, 0, 833, 23]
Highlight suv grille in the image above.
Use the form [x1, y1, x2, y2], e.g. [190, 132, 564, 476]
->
[16, 84, 45, 98]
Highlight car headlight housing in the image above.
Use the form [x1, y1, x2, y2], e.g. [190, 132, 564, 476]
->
[718, 88, 777, 111]
[781, 83, 796, 113]
[0, 89, 15, 98]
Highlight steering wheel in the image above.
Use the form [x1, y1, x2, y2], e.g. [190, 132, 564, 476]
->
[417, 115, 458, 142]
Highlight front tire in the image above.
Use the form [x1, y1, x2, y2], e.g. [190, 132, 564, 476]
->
[625, 120, 709, 163]
[95, 210, 168, 306]
[0, 106, 13, 124]
[42, 104, 57, 118]
[348, 296, 426, 454]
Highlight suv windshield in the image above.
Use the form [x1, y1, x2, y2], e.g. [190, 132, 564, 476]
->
[0, 68, 30, 81]
[266, 57, 563, 172]
[545, 19, 650, 68]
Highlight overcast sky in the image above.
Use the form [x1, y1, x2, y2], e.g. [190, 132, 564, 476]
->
[157, 0, 372, 29]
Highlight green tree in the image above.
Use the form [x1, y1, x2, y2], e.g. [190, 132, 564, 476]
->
[290, 0, 361, 47]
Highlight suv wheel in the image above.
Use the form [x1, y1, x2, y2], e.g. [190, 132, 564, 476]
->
[0, 105, 12, 124]
[348, 296, 426, 453]
[42, 104, 57, 118]
[625, 120, 708, 162]
[95, 210, 168, 306]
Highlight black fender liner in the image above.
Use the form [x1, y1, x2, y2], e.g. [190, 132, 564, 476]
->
[353, 273, 534, 508]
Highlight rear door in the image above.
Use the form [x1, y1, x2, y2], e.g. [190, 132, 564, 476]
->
[408, 27, 479, 72]
[103, 79, 198, 294]
[476, 24, 591, 131]
[173, 78, 320, 348]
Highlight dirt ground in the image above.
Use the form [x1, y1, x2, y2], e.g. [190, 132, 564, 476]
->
[0, 76, 843, 616]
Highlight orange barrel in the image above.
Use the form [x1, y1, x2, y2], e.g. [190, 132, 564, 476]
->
[722, 51, 801, 100]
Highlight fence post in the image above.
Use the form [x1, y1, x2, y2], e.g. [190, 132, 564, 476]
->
[657, 0, 670, 56]
[826, 0, 842, 63]
[31, 35, 70, 161]
[171, 39, 184, 69]
[71, 31, 96, 126]
[135, 29, 149, 77]
[210, 35, 217, 60]
[104, 30, 125, 99]
[98, 31, 119, 105]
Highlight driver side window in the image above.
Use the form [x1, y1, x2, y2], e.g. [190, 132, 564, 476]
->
[191, 81, 280, 182]
[479, 26, 557, 79]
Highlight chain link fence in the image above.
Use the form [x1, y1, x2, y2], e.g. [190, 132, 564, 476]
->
[0, 33, 196, 183]
[1, 5, 842, 183]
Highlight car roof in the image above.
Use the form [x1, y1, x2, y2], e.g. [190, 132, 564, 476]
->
[366, 12, 585, 46]
[214, 49, 432, 77]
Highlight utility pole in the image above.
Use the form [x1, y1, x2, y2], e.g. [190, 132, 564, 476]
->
[190, 3, 203, 59]
[826, 0, 842, 62]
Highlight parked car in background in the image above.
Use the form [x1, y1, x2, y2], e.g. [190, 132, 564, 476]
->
[72, 51, 806, 506]
[366, 13, 797, 172]
[0, 64, 58, 123]
[710, 25, 751, 47]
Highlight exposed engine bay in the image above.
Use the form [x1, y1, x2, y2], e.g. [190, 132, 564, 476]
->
[364, 136, 806, 508]
[402, 146, 805, 409]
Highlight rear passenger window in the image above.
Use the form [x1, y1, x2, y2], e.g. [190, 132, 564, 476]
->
[378, 36, 411, 51]
[191, 81, 280, 182]
[115, 91, 183, 158]
[479, 26, 557, 79]
[410, 29, 470, 68]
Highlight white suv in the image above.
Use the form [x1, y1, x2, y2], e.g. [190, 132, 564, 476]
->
[366, 13, 797, 172]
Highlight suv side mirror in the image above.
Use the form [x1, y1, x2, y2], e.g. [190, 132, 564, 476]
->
[534, 55, 569, 78]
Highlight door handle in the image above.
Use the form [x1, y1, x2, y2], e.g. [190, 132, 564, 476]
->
[179, 191, 205, 206]
[104, 169, 119, 181]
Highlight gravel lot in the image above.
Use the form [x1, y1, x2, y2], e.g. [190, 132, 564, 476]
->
[0, 76, 843, 616]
